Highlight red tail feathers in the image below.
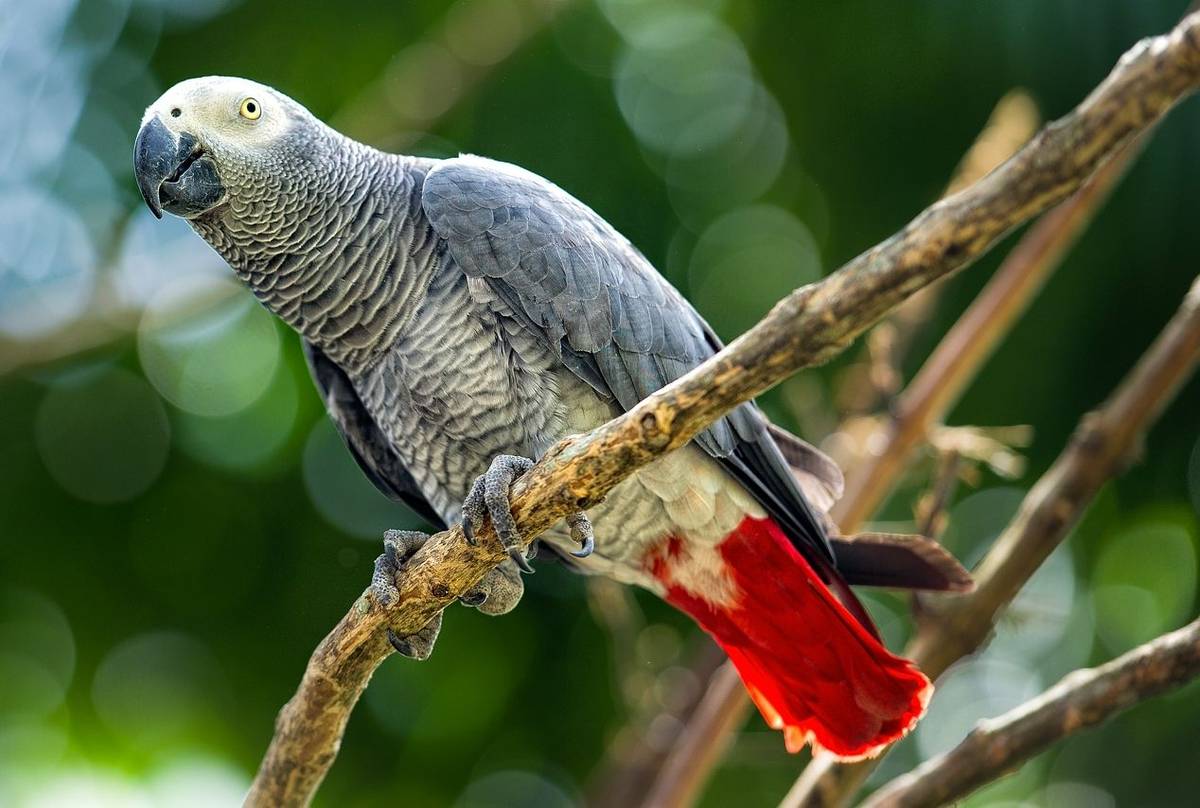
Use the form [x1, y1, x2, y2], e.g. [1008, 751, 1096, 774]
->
[647, 517, 931, 760]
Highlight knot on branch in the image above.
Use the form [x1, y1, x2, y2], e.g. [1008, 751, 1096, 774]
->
[639, 411, 671, 450]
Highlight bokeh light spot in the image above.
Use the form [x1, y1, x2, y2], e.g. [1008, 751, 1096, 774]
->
[1040, 781, 1117, 808]
[173, 359, 300, 473]
[19, 769, 151, 808]
[35, 366, 171, 504]
[598, 0, 729, 46]
[303, 418, 426, 539]
[941, 487, 1027, 565]
[0, 588, 75, 721]
[0, 187, 97, 339]
[663, 85, 792, 227]
[385, 43, 464, 123]
[988, 544, 1076, 661]
[454, 770, 576, 808]
[614, 10, 755, 154]
[115, 210, 228, 311]
[0, 721, 70, 795]
[916, 657, 1041, 761]
[1092, 519, 1196, 652]
[444, 0, 524, 66]
[0, 4, 87, 183]
[138, 276, 281, 417]
[688, 205, 821, 339]
[91, 631, 231, 751]
[145, 755, 249, 808]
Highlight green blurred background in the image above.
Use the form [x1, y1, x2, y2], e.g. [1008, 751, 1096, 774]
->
[1, 1, 1199, 806]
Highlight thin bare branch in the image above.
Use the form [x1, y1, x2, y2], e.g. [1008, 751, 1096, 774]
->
[914, 449, 962, 540]
[782, 274, 1200, 808]
[639, 666, 754, 808]
[863, 617, 1200, 808]
[245, 16, 1200, 807]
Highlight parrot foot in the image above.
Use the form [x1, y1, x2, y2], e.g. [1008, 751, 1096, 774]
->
[371, 528, 528, 660]
[460, 454, 595, 572]
[372, 529, 442, 660]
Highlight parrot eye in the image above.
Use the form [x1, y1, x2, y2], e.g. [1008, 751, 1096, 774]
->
[239, 97, 262, 121]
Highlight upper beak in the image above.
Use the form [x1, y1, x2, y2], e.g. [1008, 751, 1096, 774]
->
[133, 115, 224, 219]
[134, 115, 189, 219]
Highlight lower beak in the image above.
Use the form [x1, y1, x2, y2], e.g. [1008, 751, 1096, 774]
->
[133, 115, 224, 219]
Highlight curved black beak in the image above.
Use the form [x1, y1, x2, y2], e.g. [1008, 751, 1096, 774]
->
[133, 115, 225, 219]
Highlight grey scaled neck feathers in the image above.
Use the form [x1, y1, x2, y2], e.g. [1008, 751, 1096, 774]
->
[189, 117, 440, 373]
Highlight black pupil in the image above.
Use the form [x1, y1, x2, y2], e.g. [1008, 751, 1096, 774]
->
[246, 102, 256, 113]
[170, 108, 181, 118]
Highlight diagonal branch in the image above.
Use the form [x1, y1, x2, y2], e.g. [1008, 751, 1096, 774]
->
[244, 14, 1200, 808]
[862, 617, 1200, 808]
[782, 274, 1200, 808]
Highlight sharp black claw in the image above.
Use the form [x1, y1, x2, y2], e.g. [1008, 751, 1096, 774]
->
[572, 532, 595, 559]
[460, 589, 488, 607]
[386, 628, 413, 657]
[567, 513, 594, 558]
[509, 547, 535, 574]
[462, 518, 476, 545]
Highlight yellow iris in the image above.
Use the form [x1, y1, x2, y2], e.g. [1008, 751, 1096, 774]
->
[239, 97, 262, 120]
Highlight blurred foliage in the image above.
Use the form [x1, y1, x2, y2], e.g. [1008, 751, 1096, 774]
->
[1, 1, 1199, 806]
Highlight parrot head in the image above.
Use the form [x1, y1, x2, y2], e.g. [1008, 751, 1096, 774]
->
[133, 76, 324, 220]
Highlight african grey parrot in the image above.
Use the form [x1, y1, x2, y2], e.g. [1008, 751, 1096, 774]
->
[133, 77, 970, 758]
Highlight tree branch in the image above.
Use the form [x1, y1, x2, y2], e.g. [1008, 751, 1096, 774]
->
[782, 274, 1200, 808]
[245, 15, 1200, 807]
[862, 617, 1200, 808]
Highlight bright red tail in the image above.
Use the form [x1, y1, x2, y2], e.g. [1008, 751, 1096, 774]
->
[647, 517, 931, 760]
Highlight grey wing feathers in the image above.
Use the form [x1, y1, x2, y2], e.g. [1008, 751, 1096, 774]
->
[303, 340, 446, 529]
[422, 156, 835, 564]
